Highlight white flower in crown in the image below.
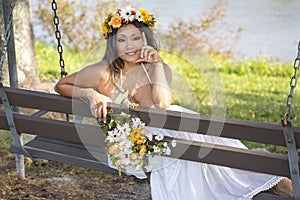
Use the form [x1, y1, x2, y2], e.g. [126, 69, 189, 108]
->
[120, 6, 136, 23]
[136, 10, 143, 22]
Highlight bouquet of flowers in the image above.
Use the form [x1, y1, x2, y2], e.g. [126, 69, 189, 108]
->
[99, 107, 176, 175]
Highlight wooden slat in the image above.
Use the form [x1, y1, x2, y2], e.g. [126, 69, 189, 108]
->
[0, 112, 105, 146]
[1, 87, 300, 146]
[11, 135, 293, 179]
[2, 86, 92, 117]
[131, 107, 300, 147]
[169, 139, 293, 177]
[253, 192, 292, 200]
[1, 105, 300, 148]
[10, 137, 116, 174]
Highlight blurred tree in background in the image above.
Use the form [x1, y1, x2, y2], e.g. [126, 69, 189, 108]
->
[0, 0, 39, 88]
[164, 1, 242, 57]
[34, 0, 121, 52]
[34, 0, 241, 57]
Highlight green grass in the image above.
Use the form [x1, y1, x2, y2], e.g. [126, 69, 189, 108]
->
[0, 130, 12, 149]
[35, 41, 105, 81]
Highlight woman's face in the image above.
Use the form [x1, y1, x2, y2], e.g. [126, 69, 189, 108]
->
[115, 24, 143, 65]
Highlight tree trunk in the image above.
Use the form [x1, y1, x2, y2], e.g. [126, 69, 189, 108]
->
[0, 0, 39, 88]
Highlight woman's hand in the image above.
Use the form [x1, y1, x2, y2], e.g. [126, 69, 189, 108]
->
[135, 32, 163, 64]
[87, 90, 112, 123]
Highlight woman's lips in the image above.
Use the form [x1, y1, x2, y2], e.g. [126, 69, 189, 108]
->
[125, 50, 138, 56]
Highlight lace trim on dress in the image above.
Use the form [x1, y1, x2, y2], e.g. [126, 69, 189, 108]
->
[246, 176, 284, 199]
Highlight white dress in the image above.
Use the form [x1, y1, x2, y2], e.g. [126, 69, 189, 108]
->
[106, 103, 283, 200]
[148, 105, 283, 200]
[107, 66, 283, 200]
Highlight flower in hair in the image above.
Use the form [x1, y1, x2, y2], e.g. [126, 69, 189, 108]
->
[102, 6, 156, 39]
[119, 6, 136, 22]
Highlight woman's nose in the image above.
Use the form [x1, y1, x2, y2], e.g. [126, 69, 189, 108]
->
[126, 41, 133, 49]
[125, 40, 136, 49]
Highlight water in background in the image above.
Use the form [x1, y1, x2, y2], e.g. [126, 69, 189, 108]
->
[32, 0, 300, 62]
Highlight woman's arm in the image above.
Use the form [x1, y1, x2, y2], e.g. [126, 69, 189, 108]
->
[132, 62, 172, 109]
[54, 62, 112, 122]
[151, 63, 172, 109]
[133, 32, 172, 109]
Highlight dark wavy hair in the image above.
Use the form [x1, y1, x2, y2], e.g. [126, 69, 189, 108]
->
[102, 20, 160, 76]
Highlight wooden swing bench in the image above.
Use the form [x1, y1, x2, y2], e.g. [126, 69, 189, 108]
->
[0, 86, 299, 200]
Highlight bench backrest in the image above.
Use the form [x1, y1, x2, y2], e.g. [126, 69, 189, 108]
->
[0, 86, 299, 178]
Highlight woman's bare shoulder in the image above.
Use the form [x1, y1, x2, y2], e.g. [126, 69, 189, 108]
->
[83, 60, 109, 71]
[79, 60, 110, 77]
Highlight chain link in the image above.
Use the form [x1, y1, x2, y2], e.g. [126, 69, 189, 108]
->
[282, 41, 300, 126]
[0, 0, 16, 83]
[51, 0, 67, 78]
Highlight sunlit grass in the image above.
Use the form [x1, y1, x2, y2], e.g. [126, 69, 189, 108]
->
[35, 41, 105, 81]
[0, 130, 12, 149]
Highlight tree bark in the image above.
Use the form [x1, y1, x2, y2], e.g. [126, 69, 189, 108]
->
[0, 0, 39, 88]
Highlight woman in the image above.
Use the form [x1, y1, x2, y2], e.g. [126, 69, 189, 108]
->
[55, 6, 293, 199]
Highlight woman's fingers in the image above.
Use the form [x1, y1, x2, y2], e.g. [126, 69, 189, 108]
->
[89, 93, 112, 123]
[102, 102, 108, 123]
[139, 46, 157, 62]
[140, 32, 147, 59]
[143, 47, 153, 60]
[138, 32, 163, 63]
[142, 32, 147, 47]
[139, 32, 160, 62]
[99, 97, 112, 123]
[91, 102, 106, 122]
[96, 104, 103, 122]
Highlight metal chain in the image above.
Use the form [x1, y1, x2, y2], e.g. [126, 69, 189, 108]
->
[0, 0, 16, 83]
[51, 0, 67, 78]
[51, 0, 69, 122]
[282, 41, 300, 126]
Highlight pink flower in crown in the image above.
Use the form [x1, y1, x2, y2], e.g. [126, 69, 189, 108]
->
[120, 6, 137, 23]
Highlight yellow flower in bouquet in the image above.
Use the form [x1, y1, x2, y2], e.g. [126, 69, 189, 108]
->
[130, 128, 141, 142]
[108, 143, 120, 155]
[99, 108, 175, 175]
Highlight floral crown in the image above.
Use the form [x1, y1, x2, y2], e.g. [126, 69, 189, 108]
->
[101, 6, 156, 39]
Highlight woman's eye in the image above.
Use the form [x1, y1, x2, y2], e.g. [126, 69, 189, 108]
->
[117, 38, 126, 42]
[133, 36, 141, 41]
